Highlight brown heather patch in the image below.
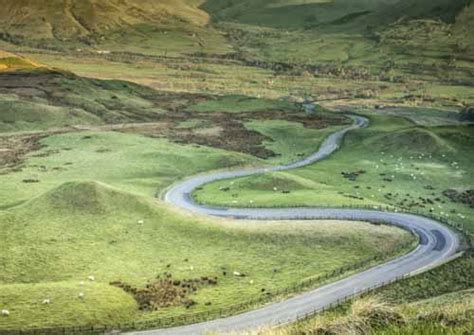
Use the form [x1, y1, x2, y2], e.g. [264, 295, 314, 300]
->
[117, 110, 348, 159]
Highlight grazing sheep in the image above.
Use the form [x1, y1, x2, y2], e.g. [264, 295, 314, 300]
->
[42, 299, 51, 305]
[138, 220, 144, 224]
[78, 292, 85, 299]
[1, 309, 9, 316]
[88, 276, 95, 281]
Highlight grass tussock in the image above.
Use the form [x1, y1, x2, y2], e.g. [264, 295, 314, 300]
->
[299, 297, 405, 335]
[233, 290, 474, 335]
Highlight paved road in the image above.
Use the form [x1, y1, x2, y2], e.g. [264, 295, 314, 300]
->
[129, 116, 460, 335]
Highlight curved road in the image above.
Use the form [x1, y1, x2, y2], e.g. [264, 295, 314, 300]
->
[130, 116, 460, 335]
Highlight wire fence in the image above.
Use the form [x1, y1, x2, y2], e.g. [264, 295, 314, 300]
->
[0, 205, 470, 335]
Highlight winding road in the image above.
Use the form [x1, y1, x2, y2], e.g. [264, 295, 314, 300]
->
[130, 116, 460, 335]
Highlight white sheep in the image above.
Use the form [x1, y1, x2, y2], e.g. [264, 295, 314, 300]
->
[42, 299, 51, 305]
[78, 292, 85, 299]
[1, 309, 9, 317]
[88, 276, 95, 282]
[137, 220, 144, 225]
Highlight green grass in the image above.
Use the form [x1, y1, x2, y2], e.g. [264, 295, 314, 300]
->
[245, 119, 346, 163]
[0, 282, 138, 330]
[0, 181, 413, 330]
[0, 130, 254, 207]
[378, 255, 474, 303]
[187, 95, 297, 113]
[194, 113, 474, 232]
[96, 23, 232, 57]
[378, 290, 474, 335]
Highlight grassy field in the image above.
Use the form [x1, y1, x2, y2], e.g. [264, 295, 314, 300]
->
[0, 131, 254, 208]
[194, 112, 474, 232]
[245, 119, 346, 164]
[186, 95, 297, 114]
[0, 180, 414, 330]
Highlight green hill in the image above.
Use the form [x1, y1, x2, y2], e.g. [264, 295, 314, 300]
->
[0, 180, 413, 330]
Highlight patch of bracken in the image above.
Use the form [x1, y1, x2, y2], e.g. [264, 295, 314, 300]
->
[110, 273, 218, 311]
[443, 189, 474, 208]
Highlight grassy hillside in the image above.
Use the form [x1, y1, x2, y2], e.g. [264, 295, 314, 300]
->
[0, 68, 171, 132]
[0, 130, 254, 207]
[0, 0, 233, 57]
[212, 0, 474, 86]
[203, 0, 396, 28]
[204, 0, 470, 29]
[0, 0, 209, 40]
[0, 180, 413, 330]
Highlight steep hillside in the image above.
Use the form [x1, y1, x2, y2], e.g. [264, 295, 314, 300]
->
[0, 0, 209, 40]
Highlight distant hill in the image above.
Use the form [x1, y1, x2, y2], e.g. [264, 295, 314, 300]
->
[0, 0, 471, 58]
[203, 0, 396, 28]
[203, 0, 471, 28]
[0, 0, 209, 40]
